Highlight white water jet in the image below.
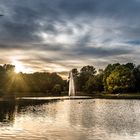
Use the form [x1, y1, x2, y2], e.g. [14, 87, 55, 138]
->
[68, 71, 75, 96]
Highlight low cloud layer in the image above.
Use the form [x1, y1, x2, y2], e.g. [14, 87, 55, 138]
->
[0, 0, 140, 78]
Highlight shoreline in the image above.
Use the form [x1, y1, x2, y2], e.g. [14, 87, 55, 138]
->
[1, 93, 140, 101]
[90, 94, 140, 100]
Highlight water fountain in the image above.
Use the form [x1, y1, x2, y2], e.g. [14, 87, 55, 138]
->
[19, 71, 91, 102]
[68, 71, 75, 96]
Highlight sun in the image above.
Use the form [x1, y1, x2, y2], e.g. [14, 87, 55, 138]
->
[12, 60, 25, 73]
[12, 60, 32, 73]
[15, 64, 25, 73]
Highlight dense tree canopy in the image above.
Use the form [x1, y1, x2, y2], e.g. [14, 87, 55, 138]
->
[0, 64, 64, 97]
[79, 65, 96, 91]
[85, 73, 104, 93]
[106, 65, 135, 93]
[103, 63, 120, 91]
[133, 65, 140, 92]
[71, 63, 140, 94]
[0, 62, 140, 97]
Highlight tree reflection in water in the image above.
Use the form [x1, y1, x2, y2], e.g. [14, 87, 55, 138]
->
[0, 101, 16, 125]
[0, 99, 58, 126]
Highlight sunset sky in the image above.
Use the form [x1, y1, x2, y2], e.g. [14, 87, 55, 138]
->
[0, 0, 140, 78]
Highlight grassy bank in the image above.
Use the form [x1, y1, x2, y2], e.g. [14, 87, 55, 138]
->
[1, 91, 140, 100]
[89, 93, 140, 99]
[75, 91, 140, 99]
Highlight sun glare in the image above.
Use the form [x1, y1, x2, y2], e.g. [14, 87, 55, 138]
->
[15, 64, 25, 73]
[12, 60, 32, 73]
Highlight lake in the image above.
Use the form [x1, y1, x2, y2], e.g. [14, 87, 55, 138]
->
[0, 98, 140, 140]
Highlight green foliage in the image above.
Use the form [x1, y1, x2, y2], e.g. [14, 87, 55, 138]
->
[103, 63, 120, 91]
[106, 65, 135, 93]
[124, 63, 135, 70]
[133, 65, 140, 92]
[0, 62, 140, 97]
[72, 68, 79, 78]
[0, 64, 64, 97]
[79, 65, 96, 91]
[80, 65, 96, 76]
[0, 64, 16, 94]
[85, 73, 104, 93]
[52, 84, 62, 95]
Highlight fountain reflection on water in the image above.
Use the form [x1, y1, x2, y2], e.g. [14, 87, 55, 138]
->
[68, 71, 75, 96]
[0, 99, 140, 140]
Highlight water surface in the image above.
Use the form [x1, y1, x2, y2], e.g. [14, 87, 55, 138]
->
[0, 99, 140, 140]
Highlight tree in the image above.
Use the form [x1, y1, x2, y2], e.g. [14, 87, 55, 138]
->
[71, 68, 80, 91]
[124, 63, 135, 70]
[85, 73, 104, 93]
[52, 84, 62, 95]
[0, 64, 65, 96]
[72, 68, 79, 78]
[79, 65, 96, 91]
[133, 65, 140, 92]
[0, 65, 5, 73]
[106, 65, 135, 93]
[103, 63, 120, 91]
[0, 66, 5, 94]
[80, 65, 96, 76]
[3, 64, 15, 72]
[0, 64, 16, 96]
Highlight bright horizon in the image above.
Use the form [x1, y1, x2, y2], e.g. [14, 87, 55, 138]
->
[0, 0, 140, 78]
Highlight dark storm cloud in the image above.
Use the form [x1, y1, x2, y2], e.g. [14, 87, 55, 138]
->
[1, 0, 140, 42]
[0, 43, 64, 51]
[72, 47, 133, 57]
[0, 0, 140, 73]
[56, 0, 140, 21]
[0, 6, 41, 42]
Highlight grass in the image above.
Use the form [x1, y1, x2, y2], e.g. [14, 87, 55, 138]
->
[91, 93, 140, 99]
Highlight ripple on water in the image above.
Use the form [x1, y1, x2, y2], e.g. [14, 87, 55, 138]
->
[0, 99, 140, 140]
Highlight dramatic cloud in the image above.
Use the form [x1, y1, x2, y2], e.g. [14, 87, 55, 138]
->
[0, 0, 140, 78]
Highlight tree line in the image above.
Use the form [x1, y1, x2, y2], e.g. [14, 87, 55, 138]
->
[0, 64, 65, 97]
[72, 63, 140, 94]
[0, 63, 140, 97]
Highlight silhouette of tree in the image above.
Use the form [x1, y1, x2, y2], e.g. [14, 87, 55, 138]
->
[79, 65, 96, 91]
